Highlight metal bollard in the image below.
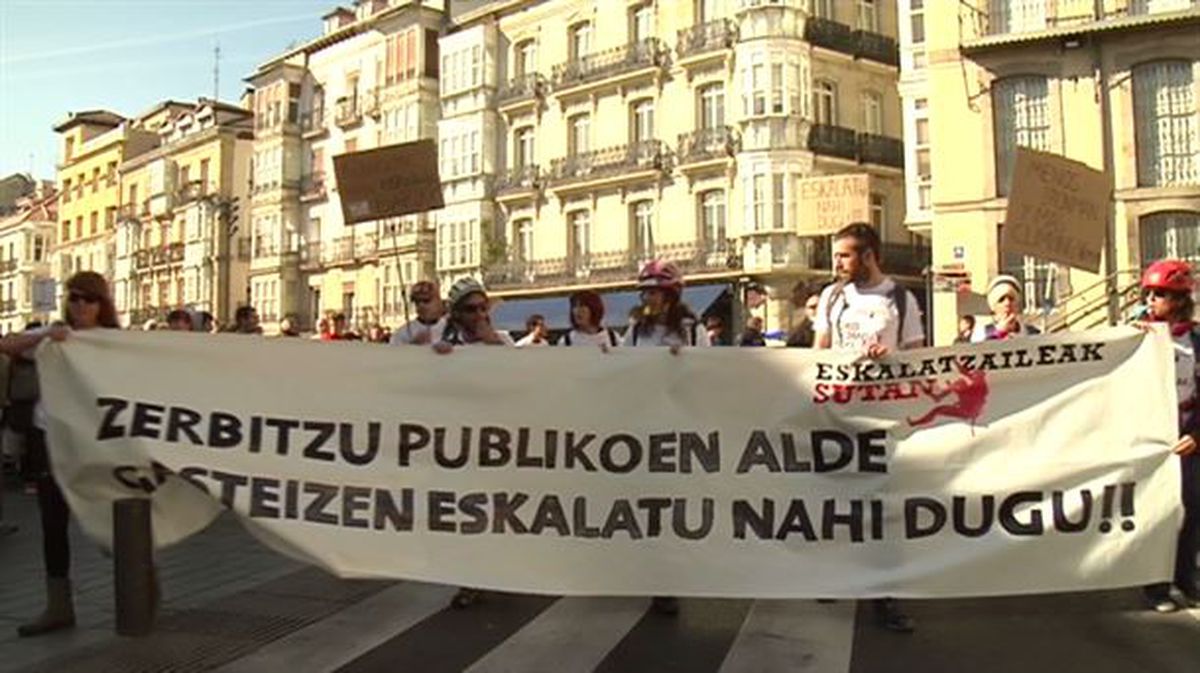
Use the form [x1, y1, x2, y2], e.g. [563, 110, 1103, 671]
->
[113, 498, 155, 636]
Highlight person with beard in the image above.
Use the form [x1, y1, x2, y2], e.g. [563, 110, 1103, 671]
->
[814, 222, 923, 634]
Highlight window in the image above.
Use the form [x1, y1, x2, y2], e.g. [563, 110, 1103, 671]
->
[62, 179, 71, 203]
[751, 63, 766, 115]
[91, 168, 100, 192]
[513, 218, 534, 263]
[200, 159, 210, 193]
[425, 29, 440, 79]
[1141, 211, 1200, 267]
[631, 99, 655, 143]
[812, 0, 835, 19]
[631, 4, 654, 42]
[863, 91, 883, 135]
[752, 174, 766, 230]
[34, 235, 45, 262]
[699, 84, 725, 129]
[569, 23, 592, 60]
[515, 40, 537, 77]
[857, 0, 877, 32]
[814, 80, 837, 125]
[988, 0, 1047, 34]
[1134, 60, 1198, 187]
[771, 64, 785, 114]
[61, 221, 70, 243]
[870, 193, 886, 231]
[569, 211, 590, 262]
[288, 83, 302, 124]
[180, 165, 191, 190]
[88, 212, 98, 236]
[700, 190, 726, 250]
[106, 207, 116, 230]
[696, 0, 720, 23]
[436, 219, 477, 270]
[992, 76, 1050, 196]
[631, 201, 654, 255]
[772, 174, 786, 229]
[911, 0, 925, 44]
[569, 115, 590, 156]
[515, 127, 535, 169]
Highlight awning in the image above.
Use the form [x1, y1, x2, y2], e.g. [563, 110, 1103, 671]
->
[490, 284, 730, 332]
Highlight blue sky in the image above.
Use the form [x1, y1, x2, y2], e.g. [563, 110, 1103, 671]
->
[0, 0, 336, 180]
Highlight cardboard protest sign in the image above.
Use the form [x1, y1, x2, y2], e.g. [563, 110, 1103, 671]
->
[332, 139, 444, 224]
[796, 174, 871, 235]
[1003, 147, 1110, 273]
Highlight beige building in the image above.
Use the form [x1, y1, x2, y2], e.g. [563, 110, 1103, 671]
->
[0, 182, 57, 334]
[444, 0, 924, 333]
[900, 0, 1200, 344]
[114, 99, 254, 327]
[245, 0, 444, 332]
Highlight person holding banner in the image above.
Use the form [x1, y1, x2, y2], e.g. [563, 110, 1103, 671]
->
[434, 278, 515, 350]
[557, 290, 620, 349]
[814, 222, 923, 633]
[620, 260, 711, 351]
[1135, 259, 1200, 613]
[389, 280, 446, 346]
[972, 275, 1039, 342]
[0, 272, 118, 637]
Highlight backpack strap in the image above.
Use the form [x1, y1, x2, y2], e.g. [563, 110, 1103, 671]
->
[563, 331, 572, 346]
[607, 328, 618, 347]
[826, 280, 847, 345]
[891, 284, 908, 344]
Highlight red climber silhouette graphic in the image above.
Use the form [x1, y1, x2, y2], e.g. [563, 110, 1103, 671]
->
[907, 358, 990, 434]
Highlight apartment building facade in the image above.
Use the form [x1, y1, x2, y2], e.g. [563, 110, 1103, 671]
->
[0, 183, 57, 334]
[245, 0, 444, 332]
[114, 100, 254, 327]
[900, 0, 1200, 343]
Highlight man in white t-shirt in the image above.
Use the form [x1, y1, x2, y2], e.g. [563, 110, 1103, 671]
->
[814, 222, 924, 635]
[389, 281, 447, 346]
[814, 223, 924, 355]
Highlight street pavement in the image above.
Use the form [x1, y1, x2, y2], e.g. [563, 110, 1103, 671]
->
[2, 482, 1199, 673]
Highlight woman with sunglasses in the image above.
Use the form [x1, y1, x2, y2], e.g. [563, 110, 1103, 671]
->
[621, 260, 710, 352]
[557, 290, 619, 349]
[389, 281, 446, 346]
[1134, 259, 1200, 612]
[434, 278, 514, 351]
[0, 272, 119, 636]
[972, 275, 1040, 342]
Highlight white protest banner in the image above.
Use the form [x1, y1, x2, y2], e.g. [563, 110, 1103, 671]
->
[37, 329, 1181, 599]
[1003, 147, 1110, 273]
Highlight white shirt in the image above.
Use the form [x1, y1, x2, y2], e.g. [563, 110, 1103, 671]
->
[390, 316, 446, 345]
[439, 325, 515, 347]
[620, 320, 712, 348]
[557, 328, 618, 348]
[814, 278, 924, 352]
[515, 332, 551, 348]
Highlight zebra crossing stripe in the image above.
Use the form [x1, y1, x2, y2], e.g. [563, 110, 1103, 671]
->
[593, 598, 755, 673]
[465, 597, 651, 673]
[718, 600, 857, 673]
[213, 582, 456, 673]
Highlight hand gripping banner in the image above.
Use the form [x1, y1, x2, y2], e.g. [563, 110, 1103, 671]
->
[36, 328, 1182, 598]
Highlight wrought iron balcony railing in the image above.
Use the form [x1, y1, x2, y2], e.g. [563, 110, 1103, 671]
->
[807, 124, 859, 161]
[676, 19, 738, 59]
[497, 73, 547, 106]
[551, 39, 668, 90]
[677, 127, 739, 165]
[547, 140, 668, 186]
[495, 165, 541, 194]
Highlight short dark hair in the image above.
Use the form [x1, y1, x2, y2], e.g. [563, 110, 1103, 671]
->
[959, 314, 976, 328]
[167, 309, 191, 324]
[235, 306, 256, 322]
[834, 222, 881, 261]
[333, 312, 347, 322]
[526, 314, 545, 330]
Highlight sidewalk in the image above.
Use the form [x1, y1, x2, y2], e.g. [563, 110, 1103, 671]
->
[0, 477, 345, 672]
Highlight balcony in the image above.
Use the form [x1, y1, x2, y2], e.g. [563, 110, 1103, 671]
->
[133, 243, 185, 270]
[323, 234, 379, 266]
[0, 299, 16, 314]
[176, 182, 206, 205]
[854, 30, 899, 67]
[959, 0, 1200, 50]
[808, 124, 859, 161]
[361, 88, 381, 119]
[547, 140, 669, 190]
[676, 19, 738, 61]
[0, 259, 17, 274]
[301, 109, 327, 137]
[551, 39, 669, 95]
[804, 17, 856, 55]
[497, 73, 547, 110]
[301, 173, 327, 201]
[857, 133, 904, 169]
[300, 241, 323, 270]
[742, 234, 833, 273]
[495, 165, 541, 199]
[677, 127, 739, 166]
[335, 97, 363, 128]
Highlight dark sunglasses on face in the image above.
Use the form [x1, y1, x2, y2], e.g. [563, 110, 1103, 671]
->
[1148, 288, 1185, 300]
[459, 302, 488, 314]
[68, 292, 99, 304]
[411, 296, 434, 304]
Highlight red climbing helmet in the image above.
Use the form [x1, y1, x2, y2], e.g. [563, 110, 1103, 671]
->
[1141, 259, 1194, 294]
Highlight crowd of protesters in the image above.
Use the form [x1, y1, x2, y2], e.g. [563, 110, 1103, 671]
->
[1, 220, 1198, 641]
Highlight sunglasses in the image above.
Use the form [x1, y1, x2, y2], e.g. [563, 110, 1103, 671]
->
[67, 292, 100, 304]
[459, 302, 488, 314]
[411, 296, 435, 304]
[805, 302, 819, 310]
[1148, 288, 1186, 300]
